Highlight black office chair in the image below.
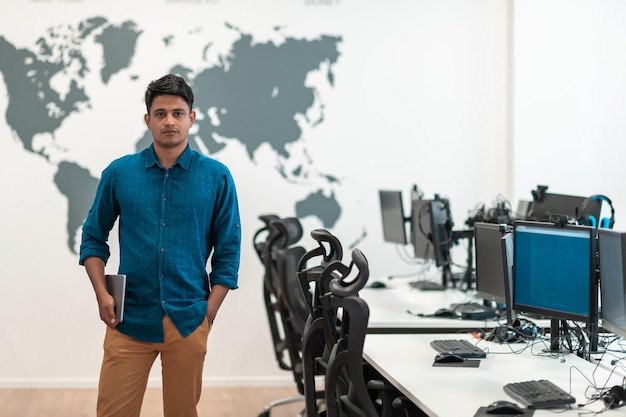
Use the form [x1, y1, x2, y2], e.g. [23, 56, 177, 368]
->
[319, 249, 376, 417]
[254, 215, 285, 367]
[302, 247, 425, 417]
[297, 229, 345, 417]
[254, 216, 308, 417]
[297, 229, 344, 321]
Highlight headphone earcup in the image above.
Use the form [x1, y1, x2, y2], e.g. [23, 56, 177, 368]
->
[588, 215, 598, 228]
[578, 195, 615, 229]
[586, 194, 615, 229]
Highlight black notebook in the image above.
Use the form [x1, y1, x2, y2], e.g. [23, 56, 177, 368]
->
[105, 274, 127, 323]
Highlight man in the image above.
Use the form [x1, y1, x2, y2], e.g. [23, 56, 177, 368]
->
[79, 74, 241, 417]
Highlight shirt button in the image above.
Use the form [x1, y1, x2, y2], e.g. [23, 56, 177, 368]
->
[162, 300, 166, 304]
[161, 248, 165, 252]
[163, 197, 167, 202]
[162, 222, 166, 227]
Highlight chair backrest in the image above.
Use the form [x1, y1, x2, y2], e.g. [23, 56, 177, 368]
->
[263, 216, 325, 396]
[253, 214, 281, 264]
[265, 217, 303, 295]
[254, 216, 304, 373]
[323, 249, 375, 417]
[302, 247, 376, 417]
[297, 229, 344, 317]
[300, 230, 343, 417]
[276, 243, 310, 338]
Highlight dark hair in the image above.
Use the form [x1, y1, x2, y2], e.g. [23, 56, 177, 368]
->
[144, 74, 194, 113]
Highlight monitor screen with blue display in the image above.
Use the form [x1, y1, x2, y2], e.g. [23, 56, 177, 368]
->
[513, 221, 596, 323]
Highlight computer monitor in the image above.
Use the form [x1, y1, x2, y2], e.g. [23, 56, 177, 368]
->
[513, 220, 598, 351]
[410, 198, 436, 262]
[513, 221, 595, 321]
[501, 232, 517, 325]
[515, 200, 531, 220]
[598, 229, 626, 339]
[474, 222, 508, 305]
[429, 198, 452, 268]
[474, 222, 517, 324]
[528, 192, 600, 224]
[378, 190, 408, 245]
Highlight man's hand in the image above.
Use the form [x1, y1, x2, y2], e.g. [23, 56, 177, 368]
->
[206, 284, 230, 325]
[97, 291, 119, 328]
[84, 257, 119, 328]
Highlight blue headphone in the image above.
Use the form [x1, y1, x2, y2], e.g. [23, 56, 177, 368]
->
[577, 194, 615, 229]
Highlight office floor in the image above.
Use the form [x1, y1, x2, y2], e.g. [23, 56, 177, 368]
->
[0, 386, 305, 417]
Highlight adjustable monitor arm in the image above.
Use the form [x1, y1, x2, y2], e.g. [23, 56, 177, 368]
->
[449, 229, 475, 289]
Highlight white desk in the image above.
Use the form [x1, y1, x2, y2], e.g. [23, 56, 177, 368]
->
[592, 335, 626, 377]
[361, 278, 535, 334]
[363, 333, 625, 416]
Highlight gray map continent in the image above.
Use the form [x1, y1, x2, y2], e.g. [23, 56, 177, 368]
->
[0, 17, 140, 154]
[295, 190, 341, 228]
[0, 18, 345, 254]
[95, 21, 143, 84]
[54, 162, 100, 253]
[190, 32, 342, 159]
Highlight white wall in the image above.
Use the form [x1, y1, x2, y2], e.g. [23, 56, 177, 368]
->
[513, 0, 626, 223]
[0, 0, 524, 388]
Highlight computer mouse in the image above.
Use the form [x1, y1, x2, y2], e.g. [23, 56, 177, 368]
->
[369, 281, 387, 289]
[433, 308, 456, 317]
[433, 352, 465, 363]
[485, 400, 524, 415]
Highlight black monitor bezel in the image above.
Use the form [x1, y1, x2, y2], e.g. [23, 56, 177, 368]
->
[378, 190, 409, 245]
[512, 220, 597, 324]
[474, 222, 508, 305]
[598, 228, 626, 339]
[528, 192, 600, 223]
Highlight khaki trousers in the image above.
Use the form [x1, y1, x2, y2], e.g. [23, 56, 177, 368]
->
[97, 315, 212, 417]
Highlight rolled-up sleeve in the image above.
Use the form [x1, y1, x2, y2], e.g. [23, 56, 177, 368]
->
[208, 169, 241, 289]
[79, 164, 119, 265]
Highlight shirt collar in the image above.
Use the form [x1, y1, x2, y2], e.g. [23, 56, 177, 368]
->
[144, 143, 193, 170]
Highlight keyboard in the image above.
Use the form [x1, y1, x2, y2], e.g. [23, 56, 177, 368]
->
[503, 379, 576, 408]
[430, 339, 487, 358]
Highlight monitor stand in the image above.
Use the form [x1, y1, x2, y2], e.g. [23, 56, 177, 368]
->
[543, 319, 575, 354]
[450, 229, 475, 289]
[545, 318, 600, 356]
[544, 319, 565, 353]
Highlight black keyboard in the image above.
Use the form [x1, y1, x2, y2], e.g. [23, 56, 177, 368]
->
[430, 339, 487, 358]
[503, 379, 576, 408]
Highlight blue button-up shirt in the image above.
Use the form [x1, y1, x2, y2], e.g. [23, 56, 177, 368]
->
[79, 144, 241, 343]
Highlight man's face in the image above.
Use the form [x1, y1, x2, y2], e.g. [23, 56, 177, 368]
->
[144, 94, 196, 150]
